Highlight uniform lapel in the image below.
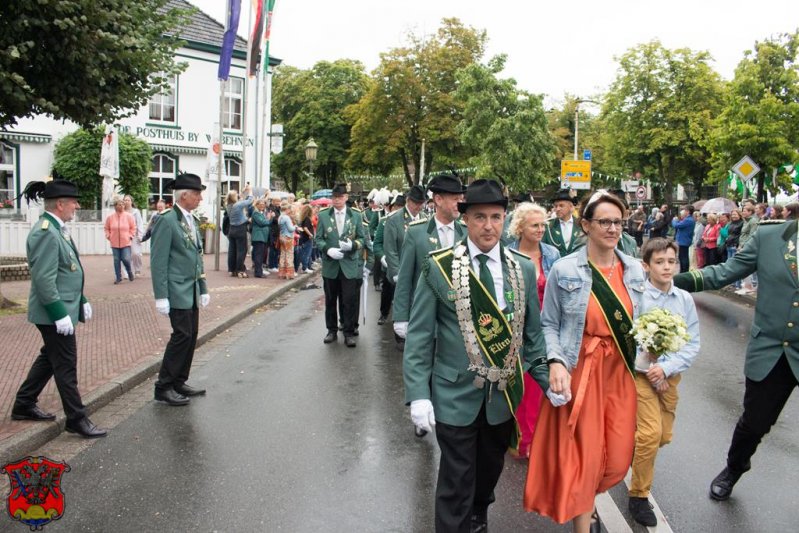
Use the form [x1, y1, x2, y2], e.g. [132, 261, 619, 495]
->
[174, 206, 201, 250]
[781, 221, 799, 286]
[426, 218, 440, 249]
[548, 219, 565, 249]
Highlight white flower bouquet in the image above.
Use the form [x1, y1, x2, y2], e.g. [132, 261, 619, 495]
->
[631, 308, 691, 371]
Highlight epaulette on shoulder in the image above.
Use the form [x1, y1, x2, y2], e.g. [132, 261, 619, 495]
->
[319, 207, 331, 213]
[509, 248, 531, 260]
[386, 210, 400, 218]
[759, 219, 786, 225]
[428, 246, 453, 257]
[41, 219, 50, 230]
[409, 218, 427, 226]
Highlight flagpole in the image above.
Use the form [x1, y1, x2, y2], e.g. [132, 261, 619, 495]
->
[215, 79, 227, 272]
[240, 0, 253, 191]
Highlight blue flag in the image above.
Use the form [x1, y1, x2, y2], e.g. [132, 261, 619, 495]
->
[218, 0, 242, 81]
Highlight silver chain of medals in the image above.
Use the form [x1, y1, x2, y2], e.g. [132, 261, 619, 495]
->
[451, 245, 526, 394]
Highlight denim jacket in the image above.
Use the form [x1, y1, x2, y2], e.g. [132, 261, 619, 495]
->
[507, 239, 561, 278]
[540, 245, 646, 369]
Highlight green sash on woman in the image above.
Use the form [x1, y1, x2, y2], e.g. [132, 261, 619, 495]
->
[588, 261, 636, 375]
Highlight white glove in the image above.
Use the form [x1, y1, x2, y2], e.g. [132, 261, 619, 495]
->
[155, 298, 170, 316]
[393, 275, 398, 284]
[410, 399, 436, 433]
[381, 255, 387, 268]
[82, 302, 92, 321]
[55, 315, 74, 336]
[327, 248, 345, 260]
[339, 239, 353, 252]
[393, 321, 408, 339]
[546, 388, 572, 407]
[201, 293, 210, 308]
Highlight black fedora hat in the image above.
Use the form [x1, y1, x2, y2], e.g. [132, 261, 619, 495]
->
[21, 179, 80, 204]
[513, 192, 531, 203]
[406, 185, 426, 204]
[391, 194, 405, 207]
[331, 183, 348, 197]
[167, 173, 206, 191]
[428, 173, 466, 194]
[551, 188, 577, 204]
[457, 179, 508, 214]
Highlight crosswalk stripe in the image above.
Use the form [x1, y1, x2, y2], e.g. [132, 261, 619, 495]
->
[623, 471, 675, 533]
[595, 491, 633, 533]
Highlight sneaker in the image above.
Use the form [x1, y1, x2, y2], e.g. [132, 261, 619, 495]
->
[305, 268, 315, 273]
[269, 268, 278, 273]
[628, 497, 656, 527]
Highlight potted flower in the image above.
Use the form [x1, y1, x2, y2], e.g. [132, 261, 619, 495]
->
[199, 222, 217, 254]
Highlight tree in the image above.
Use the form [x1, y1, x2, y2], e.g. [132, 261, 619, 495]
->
[0, 0, 191, 128]
[600, 41, 724, 204]
[455, 55, 556, 192]
[346, 18, 487, 186]
[271, 60, 370, 192]
[710, 30, 799, 201]
[52, 128, 152, 208]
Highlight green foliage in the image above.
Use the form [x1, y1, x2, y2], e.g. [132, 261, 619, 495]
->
[271, 60, 370, 192]
[710, 30, 799, 200]
[0, 0, 191, 128]
[600, 41, 724, 203]
[52, 128, 152, 208]
[455, 55, 556, 192]
[346, 18, 487, 186]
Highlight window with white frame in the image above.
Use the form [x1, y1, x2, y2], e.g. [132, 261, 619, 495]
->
[221, 158, 242, 196]
[150, 154, 176, 205]
[222, 77, 244, 131]
[0, 142, 16, 206]
[148, 74, 177, 123]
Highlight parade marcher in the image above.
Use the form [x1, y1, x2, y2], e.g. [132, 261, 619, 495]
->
[543, 188, 584, 256]
[150, 174, 210, 406]
[672, 206, 696, 273]
[403, 179, 549, 533]
[674, 217, 799, 502]
[392, 173, 466, 339]
[12, 179, 107, 438]
[628, 238, 700, 527]
[314, 184, 367, 347]
[524, 190, 646, 533]
[374, 195, 403, 325]
[609, 189, 639, 258]
[384, 184, 426, 349]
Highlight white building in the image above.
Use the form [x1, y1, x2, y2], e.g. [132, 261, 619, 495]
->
[0, 0, 281, 219]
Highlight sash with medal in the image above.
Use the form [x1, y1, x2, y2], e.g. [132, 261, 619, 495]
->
[588, 261, 636, 375]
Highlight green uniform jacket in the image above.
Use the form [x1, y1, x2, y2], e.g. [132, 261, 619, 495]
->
[27, 212, 88, 325]
[674, 220, 799, 381]
[251, 210, 271, 243]
[358, 217, 375, 271]
[373, 216, 387, 258]
[618, 232, 639, 258]
[365, 208, 381, 239]
[403, 244, 549, 426]
[543, 217, 585, 256]
[392, 217, 467, 322]
[383, 207, 424, 282]
[314, 207, 367, 280]
[150, 206, 208, 309]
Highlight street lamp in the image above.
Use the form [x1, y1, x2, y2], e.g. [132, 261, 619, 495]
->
[304, 138, 318, 199]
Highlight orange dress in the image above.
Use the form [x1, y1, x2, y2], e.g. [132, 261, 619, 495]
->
[523, 264, 637, 523]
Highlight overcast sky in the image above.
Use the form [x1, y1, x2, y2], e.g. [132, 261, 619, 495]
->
[190, 0, 799, 107]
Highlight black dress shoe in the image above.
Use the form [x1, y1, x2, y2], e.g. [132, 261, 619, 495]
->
[154, 388, 190, 406]
[11, 405, 56, 421]
[377, 315, 387, 325]
[710, 466, 747, 501]
[628, 496, 657, 526]
[324, 331, 337, 344]
[174, 384, 206, 397]
[345, 336, 357, 348]
[353, 327, 359, 337]
[65, 417, 107, 438]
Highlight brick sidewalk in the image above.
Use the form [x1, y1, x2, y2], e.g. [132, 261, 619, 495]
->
[0, 253, 313, 460]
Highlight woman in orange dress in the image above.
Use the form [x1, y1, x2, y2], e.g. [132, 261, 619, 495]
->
[524, 191, 646, 533]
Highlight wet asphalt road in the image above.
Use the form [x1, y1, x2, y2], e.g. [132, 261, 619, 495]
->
[22, 284, 798, 532]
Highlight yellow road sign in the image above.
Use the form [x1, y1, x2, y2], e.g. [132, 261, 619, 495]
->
[560, 160, 592, 190]
[732, 155, 760, 181]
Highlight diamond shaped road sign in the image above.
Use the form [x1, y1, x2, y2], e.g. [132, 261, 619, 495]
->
[732, 155, 761, 181]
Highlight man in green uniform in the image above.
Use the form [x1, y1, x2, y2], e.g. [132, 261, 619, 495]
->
[314, 183, 367, 347]
[609, 188, 640, 258]
[403, 179, 549, 533]
[375, 195, 404, 325]
[674, 218, 799, 502]
[12, 179, 107, 438]
[151, 174, 210, 406]
[543, 188, 584, 256]
[392, 173, 466, 338]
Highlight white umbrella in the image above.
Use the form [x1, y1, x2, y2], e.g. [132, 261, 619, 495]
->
[699, 197, 737, 214]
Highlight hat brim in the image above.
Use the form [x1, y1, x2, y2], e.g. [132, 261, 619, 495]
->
[429, 186, 467, 195]
[457, 199, 508, 214]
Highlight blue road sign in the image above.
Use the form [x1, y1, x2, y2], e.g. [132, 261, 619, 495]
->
[583, 149, 592, 161]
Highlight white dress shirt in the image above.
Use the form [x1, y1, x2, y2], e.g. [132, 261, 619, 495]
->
[467, 239, 506, 310]
[560, 216, 574, 245]
[435, 218, 455, 248]
[334, 208, 346, 234]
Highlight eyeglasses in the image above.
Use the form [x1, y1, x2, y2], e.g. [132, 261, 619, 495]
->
[590, 218, 624, 230]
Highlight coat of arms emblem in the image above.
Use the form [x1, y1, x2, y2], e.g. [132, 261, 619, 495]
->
[3, 456, 70, 530]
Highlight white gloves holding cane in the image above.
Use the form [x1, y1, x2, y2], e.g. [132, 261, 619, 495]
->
[339, 239, 353, 252]
[327, 248, 345, 260]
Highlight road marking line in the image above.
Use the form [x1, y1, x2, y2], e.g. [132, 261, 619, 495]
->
[595, 491, 633, 533]
[624, 471, 675, 533]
